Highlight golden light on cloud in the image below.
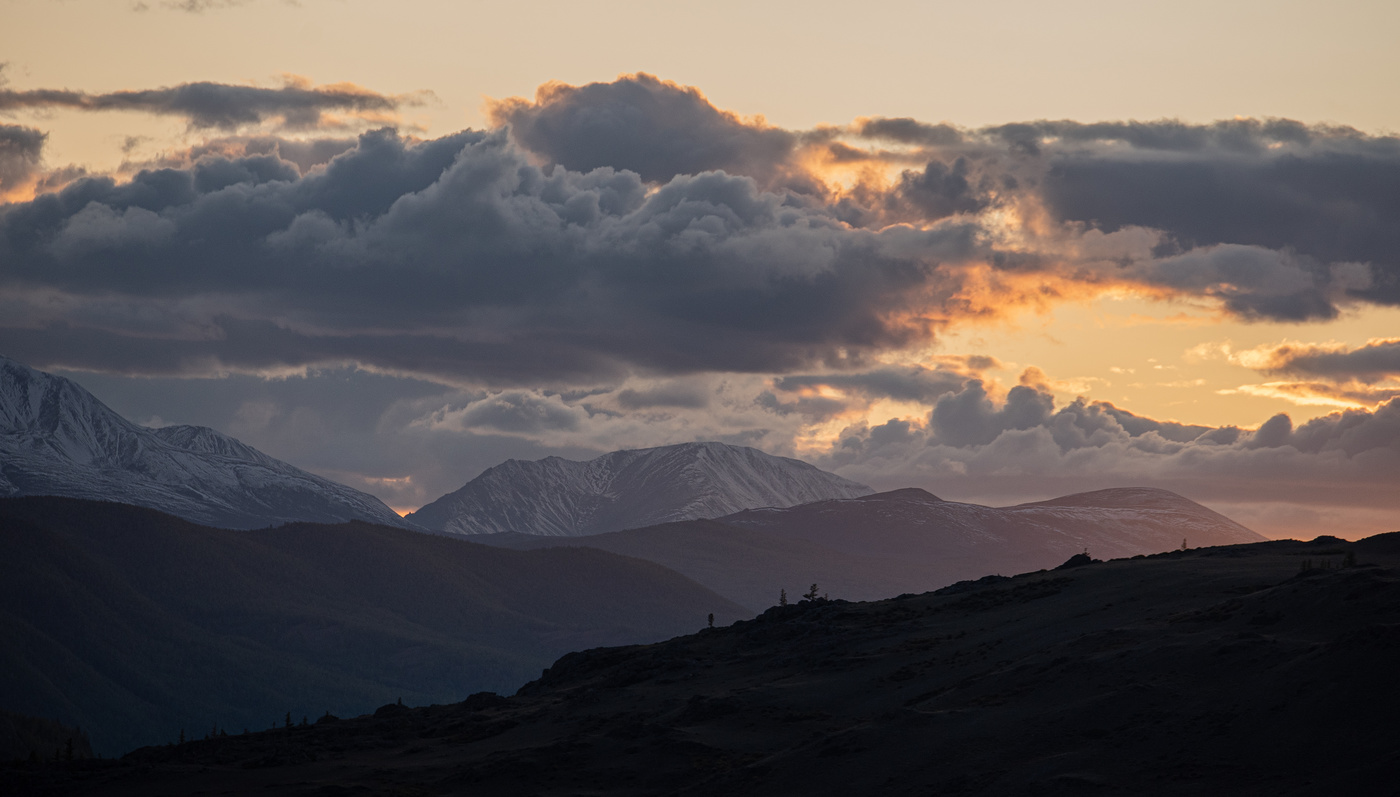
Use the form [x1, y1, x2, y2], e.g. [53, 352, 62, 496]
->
[1218, 383, 1370, 410]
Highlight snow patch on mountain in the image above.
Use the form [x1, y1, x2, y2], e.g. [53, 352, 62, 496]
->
[0, 356, 407, 529]
[408, 442, 874, 536]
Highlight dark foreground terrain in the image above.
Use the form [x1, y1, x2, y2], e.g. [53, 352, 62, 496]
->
[0, 497, 746, 755]
[7, 534, 1399, 796]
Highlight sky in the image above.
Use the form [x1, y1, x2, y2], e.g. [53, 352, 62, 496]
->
[2, 0, 1398, 538]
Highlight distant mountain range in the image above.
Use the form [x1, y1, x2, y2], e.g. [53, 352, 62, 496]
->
[482, 486, 1266, 610]
[0, 496, 746, 755]
[407, 441, 874, 536]
[1, 358, 876, 533]
[0, 356, 406, 529]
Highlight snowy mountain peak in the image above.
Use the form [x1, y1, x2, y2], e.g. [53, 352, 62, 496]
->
[0, 356, 407, 529]
[151, 424, 281, 468]
[407, 441, 874, 536]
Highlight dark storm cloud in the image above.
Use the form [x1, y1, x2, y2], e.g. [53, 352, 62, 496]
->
[488, 73, 799, 186]
[0, 79, 411, 131]
[0, 123, 45, 195]
[0, 126, 981, 384]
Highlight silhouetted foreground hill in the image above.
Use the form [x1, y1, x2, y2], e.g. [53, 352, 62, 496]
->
[0, 711, 92, 763]
[10, 535, 1397, 795]
[0, 497, 747, 756]
[482, 487, 1264, 610]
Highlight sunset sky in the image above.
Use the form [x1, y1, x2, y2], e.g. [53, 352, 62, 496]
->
[2, 0, 1398, 537]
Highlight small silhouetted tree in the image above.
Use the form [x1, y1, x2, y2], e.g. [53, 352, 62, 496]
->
[707, 613, 714, 628]
[802, 583, 820, 602]
[285, 712, 292, 729]
[779, 588, 788, 606]
[1181, 538, 1188, 551]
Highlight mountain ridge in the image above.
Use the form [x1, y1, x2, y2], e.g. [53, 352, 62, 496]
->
[408, 441, 874, 536]
[0, 356, 406, 529]
[483, 486, 1265, 610]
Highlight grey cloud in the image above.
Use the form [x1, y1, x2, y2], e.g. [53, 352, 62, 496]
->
[0, 127, 982, 385]
[143, 135, 360, 175]
[1252, 339, 1400, 382]
[854, 117, 964, 147]
[1288, 400, 1400, 457]
[754, 390, 848, 420]
[1125, 245, 1342, 322]
[930, 381, 1055, 447]
[436, 391, 587, 435]
[849, 114, 1400, 319]
[616, 381, 710, 410]
[489, 73, 799, 186]
[0, 123, 45, 194]
[823, 389, 1400, 516]
[1245, 413, 1294, 449]
[0, 79, 410, 131]
[985, 118, 1340, 153]
[1036, 127, 1400, 311]
[773, 365, 970, 404]
[896, 157, 991, 221]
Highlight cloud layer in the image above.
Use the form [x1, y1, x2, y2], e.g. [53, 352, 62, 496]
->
[6, 73, 1399, 535]
[0, 77, 415, 131]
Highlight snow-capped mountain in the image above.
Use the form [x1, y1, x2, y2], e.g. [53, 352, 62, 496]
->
[407, 442, 874, 536]
[0, 356, 407, 529]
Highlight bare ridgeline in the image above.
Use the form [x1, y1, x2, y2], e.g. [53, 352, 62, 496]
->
[2, 357, 1398, 793]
